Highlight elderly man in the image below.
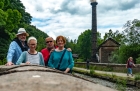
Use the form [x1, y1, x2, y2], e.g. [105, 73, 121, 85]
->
[41, 37, 71, 66]
[41, 37, 56, 66]
[6, 28, 29, 66]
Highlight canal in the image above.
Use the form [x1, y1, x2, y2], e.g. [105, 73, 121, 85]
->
[73, 72, 139, 91]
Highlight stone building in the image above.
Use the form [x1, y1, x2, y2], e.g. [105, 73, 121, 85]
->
[98, 38, 120, 63]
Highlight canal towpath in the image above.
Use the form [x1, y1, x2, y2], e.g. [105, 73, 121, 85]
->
[73, 67, 134, 78]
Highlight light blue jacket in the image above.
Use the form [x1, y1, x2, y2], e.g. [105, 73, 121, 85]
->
[48, 49, 74, 70]
[16, 51, 44, 66]
[6, 41, 23, 64]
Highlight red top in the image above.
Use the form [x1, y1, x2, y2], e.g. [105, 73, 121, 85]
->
[127, 60, 134, 68]
[41, 48, 50, 66]
[41, 46, 58, 66]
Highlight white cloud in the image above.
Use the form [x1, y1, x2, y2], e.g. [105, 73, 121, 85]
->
[21, 0, 140, 40]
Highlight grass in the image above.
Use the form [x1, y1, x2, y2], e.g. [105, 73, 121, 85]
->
[72, 67, 134, 85]
[134, 73, 140, 81]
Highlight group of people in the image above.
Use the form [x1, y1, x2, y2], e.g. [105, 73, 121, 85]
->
[6, 28, 136, 75]
[6, 28, 74, 73]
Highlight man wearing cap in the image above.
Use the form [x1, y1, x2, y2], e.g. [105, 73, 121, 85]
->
[6, 28, 29, 66]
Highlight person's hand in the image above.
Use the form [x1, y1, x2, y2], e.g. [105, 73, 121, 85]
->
[5, 62, 14, 66]
[134, 64, 136, 67]
[64, 68, 70, 73]
[50, 48, 55, 53]
[25, 61, 30, 64]
[67, 48, 72, 52]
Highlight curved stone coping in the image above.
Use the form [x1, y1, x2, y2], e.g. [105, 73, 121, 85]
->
[0, 65, 117, 91]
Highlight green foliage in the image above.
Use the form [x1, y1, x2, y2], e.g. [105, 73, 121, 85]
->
[0, 36, 10, 61]
[65, 37, 78, 54]
[0, 58, 6, 65]
[110, 43, 140, 64]
[4, 9, 22, 39]
[77, 29, 92, 59]
[76, 29, 105, 60]
[74, 64, 86, 68]
[111, 73, 117, 78]
[3, 0, 32, 24]
[0, 0, 4, 9]
[0, 2, 4, 9]
[136, 54, 140, 64]
[123, 19, 140, 45]
[37, 37, 46, 51]
[97, 32, 104, 46]
[89, 65, 96, 70]
[116, 78, 127, 91]
[103, 29, 125, 45]
[5, 9, 22, 29]
[119, 44, 140, 63]
[89, 68, 95, 75]
[75, 59, 84, 62]
[134, 73, 140, 81]
[0, 9, 8, 26]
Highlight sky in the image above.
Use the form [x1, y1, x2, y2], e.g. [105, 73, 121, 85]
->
[20, 0, 140, 40]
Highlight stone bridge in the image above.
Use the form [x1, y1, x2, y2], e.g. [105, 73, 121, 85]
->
[0, 65, 117, 91]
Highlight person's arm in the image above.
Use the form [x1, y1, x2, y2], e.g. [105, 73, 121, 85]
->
[39, 52, 45, 66]
[5, 62, 14, 66]
[65, 51, 74, 72]
[67, 48, 72, 51]
[16, 52, 26, 65]
[133, 63, 136, 67]
[64, 68, 70, 73]
[48, 52, 55, 68]
[132, 61, 136, 67]
[6, 42, 16, 65]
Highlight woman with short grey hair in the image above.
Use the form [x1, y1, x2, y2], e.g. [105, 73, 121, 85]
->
[16, 36, 44, 66]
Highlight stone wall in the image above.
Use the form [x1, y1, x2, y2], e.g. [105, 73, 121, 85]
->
[75, 62, 140, 73]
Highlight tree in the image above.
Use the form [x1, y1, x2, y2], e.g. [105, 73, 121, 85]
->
[97, 32, 103, 46]
[106, 19, 140, 64]
[123, 19, 140, 45]
[77, 29, 92, 60]
[103, 29, 125, 45]
[3, 0, 32, 24]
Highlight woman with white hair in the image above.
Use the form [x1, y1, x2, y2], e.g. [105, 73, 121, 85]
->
[16, 36, 44, 66]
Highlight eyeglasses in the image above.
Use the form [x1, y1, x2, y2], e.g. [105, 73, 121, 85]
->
[46, 41, 53, 43]
[20, 34, 26, 36]
[30, 44, 36, 46]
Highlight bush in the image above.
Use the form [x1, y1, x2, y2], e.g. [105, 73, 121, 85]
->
[136, 55, 140, 64]
[90, 69, 95, 75]
[75, 59, 84, 62]
[135, 73, 140, 80]
[0, 58, 6, 65]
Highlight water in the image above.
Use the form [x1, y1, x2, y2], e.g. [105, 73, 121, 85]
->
[73, 73, 140, 91]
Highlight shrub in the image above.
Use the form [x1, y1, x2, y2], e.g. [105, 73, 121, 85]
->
[134, 73, 140, 80]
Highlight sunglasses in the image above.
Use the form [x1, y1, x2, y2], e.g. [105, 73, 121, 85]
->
[30, 44, 36, 46]
[46, 41, 53, 43]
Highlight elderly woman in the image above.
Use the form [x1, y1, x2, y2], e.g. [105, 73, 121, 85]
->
[16, 36, 44, 66]
[48, 35, 74, 73]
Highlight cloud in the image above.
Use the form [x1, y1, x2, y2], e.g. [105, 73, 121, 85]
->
[50, 0, 90, 15]
[21, 0, 140, 40]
